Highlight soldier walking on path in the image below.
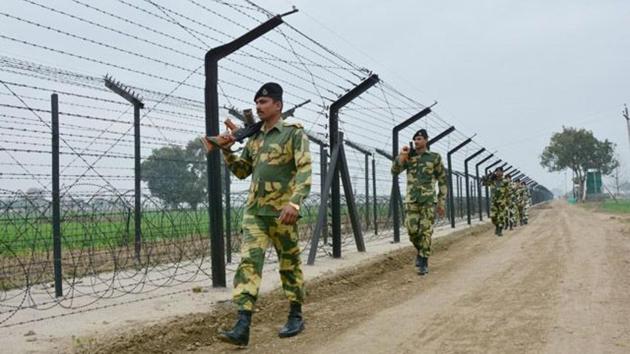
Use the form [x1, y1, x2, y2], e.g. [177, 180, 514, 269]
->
[391, 129, 447, 276]
[483, 167, 510, 236]
[506, 174, 520, 231]
[214, 83, 312, 346]
[518, 180, 530, 225]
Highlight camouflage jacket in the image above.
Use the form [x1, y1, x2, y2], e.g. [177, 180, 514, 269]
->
[223, 119, 312, 216]
[391, 150, 447, 207]
[483, 176, 510, 204]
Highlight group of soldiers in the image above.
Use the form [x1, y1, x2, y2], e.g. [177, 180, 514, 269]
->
[205, 82, 531, 347]
[482, 167, 531, 236]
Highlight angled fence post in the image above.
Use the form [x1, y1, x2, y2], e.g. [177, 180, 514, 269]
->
[104, 75, 144, 261]
[328, 74, 379, 258]
[464, 148, 485, 224]
[447, 138, 472, 228]
[475, 153, 493, 221]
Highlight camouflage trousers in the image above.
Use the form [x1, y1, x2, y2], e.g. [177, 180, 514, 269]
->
[232, 213, 305, 312]
[519, 204, 528, 222]
[490, 199, 507, 228]
[404, 203, 435, 258]
[508, 204, 519, 226]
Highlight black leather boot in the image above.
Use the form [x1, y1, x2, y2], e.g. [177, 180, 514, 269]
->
[419, 257, 429, 275]
[279, 302, 304, 338]
[495, 225, 501, 236]
[218, 310, 251, 346]
[415, 254, 421, 268]
[497, 227, 503, 236]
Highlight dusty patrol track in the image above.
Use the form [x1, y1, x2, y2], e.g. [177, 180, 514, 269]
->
[83, 201, 630, 354]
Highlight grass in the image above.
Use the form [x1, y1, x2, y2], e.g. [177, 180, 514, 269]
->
[0, 203, 393, 254]
[601, 199, 630, 214]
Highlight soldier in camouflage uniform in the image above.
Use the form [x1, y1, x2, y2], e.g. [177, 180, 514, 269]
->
[217, 83, 312, 346]
[391, 129, 447, 276]
[518, 180, 530, 225]
[483, 167, 510, 236]
[506, 175, 519, 230]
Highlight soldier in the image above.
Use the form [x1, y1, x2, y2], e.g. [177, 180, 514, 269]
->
[483, 167, 510, 236]
[519, 180, 530, 225]
[506, 174, 519, 231]
[391, 129, 447, 276]
[216, 83, 312, 346]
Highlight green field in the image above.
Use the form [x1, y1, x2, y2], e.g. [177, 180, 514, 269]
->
[0, 202, 393, 255]
[601, 199, 630, 214]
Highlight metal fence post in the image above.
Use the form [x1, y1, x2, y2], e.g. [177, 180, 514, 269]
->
[475, 153, 493, 221]
[464, 148, 485, 224]
[447, 138, 472, 228]
[328, 74, 379, 258]
[51, 93, 62, 298]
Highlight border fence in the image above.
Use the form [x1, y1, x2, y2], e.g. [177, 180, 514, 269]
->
[0, 0, 553, 327]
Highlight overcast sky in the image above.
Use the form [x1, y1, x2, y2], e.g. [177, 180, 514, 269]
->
[265, 0, 630, 192]
[1, 0, 629, 195]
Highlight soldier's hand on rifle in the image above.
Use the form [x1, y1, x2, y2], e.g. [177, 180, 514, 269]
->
[399, 146, 410, 163]
[436, 204, 446, 218]
[278, 203, 299, 225]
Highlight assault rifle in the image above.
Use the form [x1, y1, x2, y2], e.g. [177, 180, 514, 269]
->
[200, 99, 310, 153]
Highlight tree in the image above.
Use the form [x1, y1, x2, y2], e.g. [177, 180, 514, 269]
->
[540, 127, 618, 201]
[141, 141, 207, 210]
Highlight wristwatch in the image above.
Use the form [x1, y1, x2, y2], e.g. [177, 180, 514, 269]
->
[288, 202, 300, 211]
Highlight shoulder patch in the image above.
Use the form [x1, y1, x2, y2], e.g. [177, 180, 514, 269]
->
[283, 121, 303, 129]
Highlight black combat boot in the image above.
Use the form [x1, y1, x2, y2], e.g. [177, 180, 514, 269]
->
[279, 302, 304, 338]
[497, 227, 503, 237]
[495, 225, 501, 236]
[419, 257, 429, 275]
[218, 310, 251, 346]
[415, 254, 421, 268]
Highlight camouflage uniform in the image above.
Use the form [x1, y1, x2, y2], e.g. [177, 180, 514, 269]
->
[508, 182, 520, 228]
[223, 119, 311, 312]
[391, 150, 447, 257]
[484, 177, 510, 229]
[520, 185, 530, 224]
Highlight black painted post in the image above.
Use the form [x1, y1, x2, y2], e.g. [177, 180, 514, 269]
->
[224, 161, 231, 264]
[365, 153, 369, 229]
[427, 126, 455, 149]
[205, 11, 295, 286]
[320, 145, 328, 245]
[475, 153, 493, 221]
[133, 104, 142, 260]
[464, 148, 485, 224]
[104, 76, 145, 261]
[51, 94, 62, 298]
[329, 75, 379, 258]
[447, 138, 472, 228]
[372, 157, 378, 234]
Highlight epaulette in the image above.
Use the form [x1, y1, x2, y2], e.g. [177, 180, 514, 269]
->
[283, 121, 303, 129]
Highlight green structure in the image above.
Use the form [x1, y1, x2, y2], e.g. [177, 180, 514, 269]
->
[586, 169, 603, 195]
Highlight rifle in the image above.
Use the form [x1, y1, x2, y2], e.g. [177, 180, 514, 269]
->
[201, 100, 311, 153]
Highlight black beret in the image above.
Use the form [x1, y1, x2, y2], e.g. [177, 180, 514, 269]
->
[254, 82, 283, 102]
[413, 129, 428, 140]
[494, 166, 503, 172]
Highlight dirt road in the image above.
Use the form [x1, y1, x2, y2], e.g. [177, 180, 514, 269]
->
[90, 201, 630, 354]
